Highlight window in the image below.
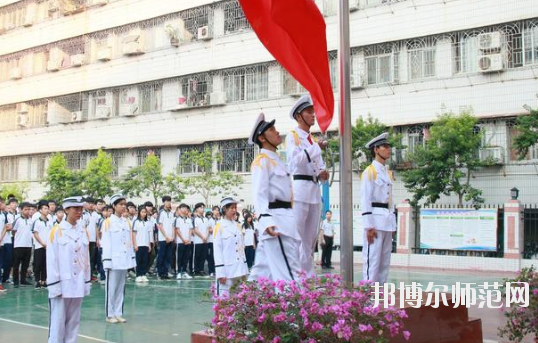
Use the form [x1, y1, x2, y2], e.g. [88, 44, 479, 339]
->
[282, 69, 306, 96]
[139, 83, 162, 114]
[179, 74, 211, 107]
[524, 24, 538, 66]
[64, 151, 96, 170]
[223, 0, 250, 35]
[181, 5, 212, 40]
[366, 54, 393, 85]
[177, 144, 211, 174]
[329, 51, 338, 90]
[223, 65, 269, 103]
[110, 150, 126, 177]
[26, 154, 47, 181]
[0, 157, 19, 182]
[90, 90, 108, 117]
[408, 41, 435, 80]
[407, 125, 424, 154]
[56, 93, 89, 120]
[323, 0, 337, 16]
[136, 148, 161, 166]
[217, 139, 256, 173]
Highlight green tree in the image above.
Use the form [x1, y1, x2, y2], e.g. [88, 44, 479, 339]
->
[401, 111, 485, 208]
[43, 153, 83, 202]
[173, 148, 243, 205]
[82, 149, 115, 198]
[0, 182, 29, 201]
[117, 153, 181, 206]
[512, 105, 538, 159]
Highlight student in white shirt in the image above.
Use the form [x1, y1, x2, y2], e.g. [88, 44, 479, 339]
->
[214, 197, 248, 296]
[193, 203, 209, 277]
[157, 196, 175, 279]
[12, 202, 34, 288]
[174, 204, 193, 280]
[32, 200, 52, 289]
[242, 213, 256, 269]
[2, 198, 18, 284]
[320, 210, 335, 270]
[0, 198, 9, 292]
[133, 205, 154, 283]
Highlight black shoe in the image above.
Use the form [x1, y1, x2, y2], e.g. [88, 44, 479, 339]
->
[327, 266, 335, 269]
[35, 284, 41, 289]
[14, 283, 19, 288]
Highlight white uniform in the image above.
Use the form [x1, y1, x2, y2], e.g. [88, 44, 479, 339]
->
[100, 215, 136, 319]
[82, 211, 99, 243]
[133, 219, 154, 248]
[286, 127, 326, 275]
[360, 160, 396, 284]
[47, 220, 91, 343]
[248, 149, 301, 282]
[213, 219, 248, 296]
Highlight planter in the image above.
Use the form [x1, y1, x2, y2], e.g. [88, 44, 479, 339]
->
[170, 37, 180, 47]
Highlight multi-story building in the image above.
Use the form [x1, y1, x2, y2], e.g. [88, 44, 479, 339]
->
[0, 0, 537, 206]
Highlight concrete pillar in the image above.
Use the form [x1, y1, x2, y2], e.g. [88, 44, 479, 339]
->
[396, 200, 416, 254]
[503, 199, 524, 259]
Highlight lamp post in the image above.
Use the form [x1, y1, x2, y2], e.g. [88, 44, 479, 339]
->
[510, 187, 519, 200]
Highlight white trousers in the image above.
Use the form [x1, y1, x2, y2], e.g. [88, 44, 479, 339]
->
[48, 297, 83, 343]
[248, 235, 300, 282]
[215, 277, 244, 297]
[105, 269, 127, 318]
[362, 230, 393, 284]
[293, 201, 321, 275]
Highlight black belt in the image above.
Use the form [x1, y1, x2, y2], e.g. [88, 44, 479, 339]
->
[268, 200, 292, 209]
[372, 202, 389, 209]
[293, 174, 318, 183]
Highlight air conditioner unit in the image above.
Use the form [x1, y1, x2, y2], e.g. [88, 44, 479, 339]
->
[95, 106, 111, 119]
[97, 47, 112, 61]
[123, 35, 145, 56]
[478, 54, 504, 73]
[478, 32, 502, 50]
[10, 68, 22, 80]
[4, 22, 15, 30]
[210, 92, 227, 106]
[479, 147, 504, 163]
[48, 0, 60, 12]
[124, 104, 138, 116]
[62, 2, 85, 16]
[349, 0, 360, 11]
[70, 54, 86, 67]
[47, 58, 62, 72]
[197, 26, 212, 40]
[17, 114, 29, 127]
[88, 0, 108, 7]
[17, 103, 29, 114]
[351, 74, 365, 89]
[71, 111, 83, 122]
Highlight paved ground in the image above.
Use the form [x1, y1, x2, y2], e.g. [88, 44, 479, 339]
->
[0, 265, 533, 343]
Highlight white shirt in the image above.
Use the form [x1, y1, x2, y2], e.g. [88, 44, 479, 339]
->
[133, 219, 154, 248]
[32, 217, 52, 249]
[193, 216, 209, 244]
[101, 215, 136, 270]
[47, 220, 91, 298]
[13, 216, 34, 248]
[285, 127, 326, 204]
[251, 149, 299, 241]
[157, 209, 175, 242]
[207, 218, 216, 243]
[360, 160, 397, 232]
[175, 216, 193, 244]
[322, 219, 335, 237]
[244, 226, 255, 246]
[82, 211, 100, 242]
[0, 212, 8, 246]
[2, 212, 17, 245]
[213, 219, 248, 279]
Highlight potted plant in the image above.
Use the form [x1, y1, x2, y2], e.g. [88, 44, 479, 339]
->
[498, 266, 538, 342]
[211, 274, 410, 342]
[165, 24, 180, 47]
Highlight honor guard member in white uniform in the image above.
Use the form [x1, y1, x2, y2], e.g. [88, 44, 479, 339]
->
[360, 133, 396, 284]
[248, 113, 301, 282]
[286, 94, 328, 275]
[213, 197, 248, 296]
[101, 194, 136, 324]
[47, 196, 91, 343]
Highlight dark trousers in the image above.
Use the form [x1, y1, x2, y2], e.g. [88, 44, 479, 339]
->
[176, 244, 192, 274]
[188, 244, 194, 274]
[97, 248, 105, 280]
[89, 242, 97, 275]
[206, 242, 215, 274]
[13, 247, 32, 284]
[170, 243, 177, 273]
[33, 248, 46, 282]
[194, 243, 208, 274]
[1, 243, 13, 282]
[136, 246, 150, 276]
[321, 235, 334, 267]
[245, 246, 255, 269]
[157, 241, 173, 276]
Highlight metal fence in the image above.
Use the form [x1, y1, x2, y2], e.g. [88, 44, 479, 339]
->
[523, 205, 538, 259]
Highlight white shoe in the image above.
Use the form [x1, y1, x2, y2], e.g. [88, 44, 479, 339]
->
[168, 273, 174, 278]
[182, 273, 192, 280]
[135, 276, 143, 283]
[106, 317, 119, 324]
[143, 276, 149, 282]
[115, 316, 127, 323]
[176, 273, 182, 280]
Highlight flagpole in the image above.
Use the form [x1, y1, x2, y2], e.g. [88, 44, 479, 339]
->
[338, 0, 354, 285]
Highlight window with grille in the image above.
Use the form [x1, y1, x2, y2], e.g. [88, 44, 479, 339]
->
[408, 41, 436, 80]
[139, 83, 162, 114]
[0, 157, 19, 182]
[110, 150, 126, 177]
[181, 5, 212, 40]
[56, 93, 89, 120]
[407, 125, 425, 154]
[177, 144, 211, 174]
[329, 51, 338, 90]
[366, 54, 393, 85]
[0, 105, 17, 132]
[223, 0, 250, 35]
[223, 65, 269, 103]
[282, 69, 307, 96]
[180, 74, 211, 107]
[524, 24, 538, 66]
[217, 139, 256, 173]
[136, 148, 161, 166]
[64, 151, 96, 170]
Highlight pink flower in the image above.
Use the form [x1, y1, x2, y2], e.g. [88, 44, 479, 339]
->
[403, 330, 411, 340]
[271, 337, 281, 343]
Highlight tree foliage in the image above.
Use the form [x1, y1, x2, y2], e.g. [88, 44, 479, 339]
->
[43, 153, 84, 202]
[0, 182, 29, 201]
[82, 149, 115, 198]
[401, 111, 485, 208]
[512, 105, 538, 159]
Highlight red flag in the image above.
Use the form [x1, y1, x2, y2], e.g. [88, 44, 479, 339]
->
[238, 0, 334, 133]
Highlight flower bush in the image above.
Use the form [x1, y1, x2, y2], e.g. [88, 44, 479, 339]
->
[498, 266, 538, 342]
[211, 274, 410, 343]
